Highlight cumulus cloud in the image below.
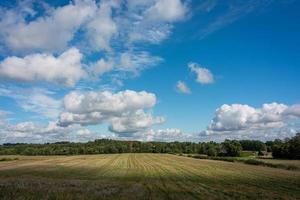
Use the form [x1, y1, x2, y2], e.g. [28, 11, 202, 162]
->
[145, 0, 187, 22]
[188, 62, 214, 84]
[0, 120, 105, 144]
[91, 58, 114, 76]
[0, 0, 187, 53]
[199, 126, 299, 143]
[58, 90, 164, 135]
[0, 48, 85, 86]
[201, 102, 300, 141]
[144, 128, 183, 141]
[85, 0, 118, 51]
[62, 90, 156, 114]
[0, 0, 96, 52]
[176, 80, 191, 94]
[284, 104, 300, 118]
[109, 110, 164, 134]
[0, 0, 184, 86]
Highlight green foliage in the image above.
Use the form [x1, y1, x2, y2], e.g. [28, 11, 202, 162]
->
[239, 140, 267, 151]
[272, 133, 300, 159]
[0, 139, 218, 156]
[244, 159, 265, 165]
[221, 140, 242, 157]
[1, 135, 298, 159]
[258, 151, 265, 156]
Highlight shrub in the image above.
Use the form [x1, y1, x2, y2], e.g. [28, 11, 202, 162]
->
[243, 159, 265, 165]
[0, 157, 19, 162]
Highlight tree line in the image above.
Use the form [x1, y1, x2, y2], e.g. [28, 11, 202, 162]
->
[0, 133, 299, 159]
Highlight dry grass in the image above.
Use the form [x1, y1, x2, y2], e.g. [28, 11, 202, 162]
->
[0, 154, 299, 199]
[257, 158, 300, 167]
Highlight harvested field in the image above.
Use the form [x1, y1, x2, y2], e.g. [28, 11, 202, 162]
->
[0, 154, 299, 199]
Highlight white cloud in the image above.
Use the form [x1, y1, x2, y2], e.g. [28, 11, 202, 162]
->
[126, 0, 153, 9]
[0, 48, 85, 87]
[0, 0, 188, 54]
[188, 62, 214, 84]
[176, 80, 191, 94]
[122, 0, 188, 44]
[284, 104, 300, 118]
[63, 90, 156, 114]
[0, 120, 99, 143]
[91, 58, 114, 76]
[207, 103, 299, 133]
[91, 51, 163, 78]
[58, 90, 163, 135]
[21, 93, 61, 119]
[197, 1, 272, 40]
[199, 126, 299, 143]
[138, 128, 199, 142]
[145, 0, 187, 22]
[156, 128, 182, 137]
[0, 0, 96, 52]
[59, 111, 106, 126]
[109, 109, 164, 134]
[144, 128, 183, 141]
[127, 24, 172, 44]
[118, 51, 163, 74]
[0, 110, 9, 127]
[0, 86, 61, 119]
[76, 128, 92, 136]
[85, 0, 118, 51]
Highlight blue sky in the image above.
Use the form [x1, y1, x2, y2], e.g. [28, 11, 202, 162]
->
[0, 0, 300, 143]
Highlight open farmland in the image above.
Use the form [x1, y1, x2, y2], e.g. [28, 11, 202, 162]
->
[0, 154, 299, 200]
[256, 158, 300, 169]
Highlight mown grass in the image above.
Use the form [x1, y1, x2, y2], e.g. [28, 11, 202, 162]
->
[0, 154, 299, 199]
[186, 154, 300, 171]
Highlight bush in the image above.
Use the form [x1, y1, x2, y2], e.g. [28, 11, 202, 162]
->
[191, 155, 208, 159]
[243, 159, 265, 165]
[258, 151, 264, 156]
[0, 157, 19, 162]
[211, 157, 235, 162]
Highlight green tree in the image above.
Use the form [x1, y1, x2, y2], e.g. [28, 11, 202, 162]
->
[222, 140, 242, 157]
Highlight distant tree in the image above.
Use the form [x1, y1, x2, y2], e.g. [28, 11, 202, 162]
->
[289, 133, 300, 159]
[272, 134, 300, 159]
[239, 140, 266, 152]
[221, 140, 242, 157]
[2, 137, 298, 159]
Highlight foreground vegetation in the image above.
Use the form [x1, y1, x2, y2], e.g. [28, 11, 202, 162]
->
[1, 134, 299, 159]
[0, 154, 299, 200]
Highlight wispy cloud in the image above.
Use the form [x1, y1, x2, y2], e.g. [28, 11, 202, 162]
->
[196, 0, 275, 39]
[176, 80, 191, 94]
[0, 85, 61, 119]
